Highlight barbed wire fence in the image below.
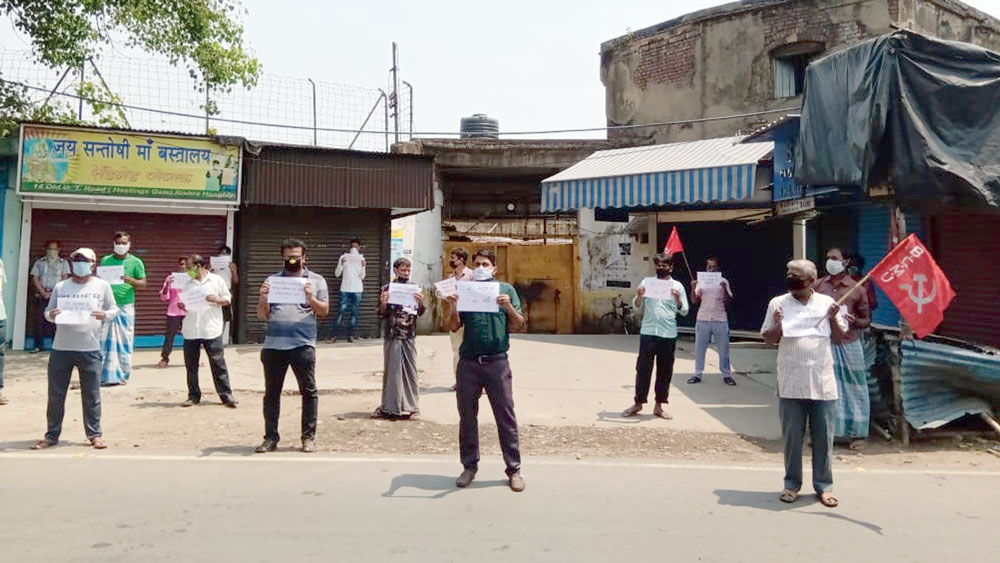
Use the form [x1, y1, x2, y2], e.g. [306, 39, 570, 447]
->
[0, 49, 413, 152]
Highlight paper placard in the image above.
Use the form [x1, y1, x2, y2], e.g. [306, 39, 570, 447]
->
[781, 310, 828, 338]
[641, 277, 675, 300]
[97, 265, 125, 285]
[169, 272, 191, 287]
[388, 283, 420, 308]
[342, 253, 364, 266]
[267, 276, 308, 304]
[180, 283, 211, 311]
[55, 296, 100, 325]
[210, 256, 231, 271]
[697, 271, 722, 287]
[434, 277, 458, 298]
[457, 281, 500, 313]
[839, 305, 849, 318]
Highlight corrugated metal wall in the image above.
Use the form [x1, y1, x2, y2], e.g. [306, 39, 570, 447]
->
[29, 209, 226, 339]
[236, 207, 389, 343]
[242, 146, 433, 209]
[856, 204, 925, 328]
[935, 209, 1000, 348]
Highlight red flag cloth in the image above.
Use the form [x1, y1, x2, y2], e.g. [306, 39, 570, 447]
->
[664, 226, 684, 256]
[869, 233, 956, 338]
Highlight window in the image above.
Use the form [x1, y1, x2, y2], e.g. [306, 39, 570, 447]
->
[772, 42, 824, 98]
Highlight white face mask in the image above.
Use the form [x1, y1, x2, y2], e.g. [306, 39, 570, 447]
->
[826, 259, 845, 276]
[472, 266, 495, 281]
[46, 249, 59, 260]
[349, 247, 360, 255]
[114, 243, 130, 255]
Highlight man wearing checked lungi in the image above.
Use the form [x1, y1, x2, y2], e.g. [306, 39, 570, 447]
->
[99, 231, 146, 386]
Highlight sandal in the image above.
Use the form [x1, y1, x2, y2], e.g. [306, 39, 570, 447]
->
[370, 407, 386, 419]
[779, 489, 798, 503]
[31, 439, 56, 450]
[90, 437, 108, 449]
[819, 492, 839, 508]
[723, 377, 737, 386]
[155, 360, 169, 369]
[686, 377, 702, 384]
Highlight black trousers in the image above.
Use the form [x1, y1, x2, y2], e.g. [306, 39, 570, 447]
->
[160, 316, 183, 361]
[456, 355, 521, 476]
[46, 350, 102, 442]
[184, 336, 233, 403]
[32, 295, 54, 350]
[634, 335, 677, 404]
[261, 346, 317, 442]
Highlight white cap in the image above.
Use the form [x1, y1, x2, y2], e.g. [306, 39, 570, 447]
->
[70, 248, 97, 261]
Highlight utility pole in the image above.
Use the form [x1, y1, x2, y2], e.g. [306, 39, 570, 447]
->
[390, 42, 400, 144]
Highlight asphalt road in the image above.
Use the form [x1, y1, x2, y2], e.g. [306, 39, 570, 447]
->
[1, 452, 995, 562]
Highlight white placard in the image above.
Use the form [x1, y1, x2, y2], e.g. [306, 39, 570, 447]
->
[839, 305, 849, 318]
[697, 271, 722, 287]
[457, 281, 500, 313]
[342, 253, 364, 266]
[267, 276, 308, 304]
[641, 277, 675, 300]
[180, 283, 210, 311]
[434, 278, 458, 298]
[97, 265, 125, 285]
[55, 296, 100, 325]
[170, 272, 191, 287]
[388, 283, 420, 308]
[781, 309, 828, 338]
[210, 256, 231, 271]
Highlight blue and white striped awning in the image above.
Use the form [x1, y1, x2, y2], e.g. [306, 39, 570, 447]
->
[541, 136, 773, 212]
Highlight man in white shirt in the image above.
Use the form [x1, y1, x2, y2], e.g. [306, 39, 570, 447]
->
[210, 245, 239, 344]
[180, 254, 237, 408]
[761, 259, 848, 509]
[29, 240, 70, 353]
[333, 238, 366, 343]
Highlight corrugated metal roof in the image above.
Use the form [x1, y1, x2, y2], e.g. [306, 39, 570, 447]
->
[242, 145, 434, 209]
[543, 136, 773, 184]
[899, 339, 999, 429]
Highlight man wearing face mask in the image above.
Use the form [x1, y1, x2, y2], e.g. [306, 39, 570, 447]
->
[816, 247, 872, 449]
[98, 231, 146, 386]
[445, 247, 473, 392]
[623, 253, 689, 420]
[761, 260, 848, 508]
[442, 249, 526, 492]
[373, 257, 425, 420]
[29, 240, 70, 353]
[32, 248, 118, 450]
[333, 238, 366, 343]
[156, 257, 189, 368]
[180, 255, 237, 408]
[255, 239, 330, 454]
[689, 255, 735, 386]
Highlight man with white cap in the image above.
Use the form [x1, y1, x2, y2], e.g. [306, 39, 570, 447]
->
[32, 248, 118, 450]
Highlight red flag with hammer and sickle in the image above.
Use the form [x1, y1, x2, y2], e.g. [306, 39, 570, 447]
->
[869, 234, 956, 338]
[663, 226, 684, 257]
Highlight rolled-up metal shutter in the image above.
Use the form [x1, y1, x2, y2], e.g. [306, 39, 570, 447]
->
[236, 206, 389, 343]
[934, 209, 1000, 348]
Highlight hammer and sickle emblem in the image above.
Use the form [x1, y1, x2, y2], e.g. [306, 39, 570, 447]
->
[899, 274, 937, 314]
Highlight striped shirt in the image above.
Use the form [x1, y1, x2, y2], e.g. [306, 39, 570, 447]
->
[760, 292, 848, 401]
[263, 269, 329, 350]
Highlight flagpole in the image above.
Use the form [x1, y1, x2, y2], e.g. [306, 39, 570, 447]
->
[812, 270, 873, 327]
[681, 251, 694, 283]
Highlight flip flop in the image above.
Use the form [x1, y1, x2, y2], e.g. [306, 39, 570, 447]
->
[819, 493, 839, 508]
[653, 408, 673, 420]
[723, 377, 737, 386]
[779, 489, 798, 503]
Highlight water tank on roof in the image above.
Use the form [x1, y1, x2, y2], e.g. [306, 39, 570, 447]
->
[460, 114, 499, 139]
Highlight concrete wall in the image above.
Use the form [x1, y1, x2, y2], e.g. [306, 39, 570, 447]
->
[391, 171, 444, 335]
[601, 0, 1000, 145]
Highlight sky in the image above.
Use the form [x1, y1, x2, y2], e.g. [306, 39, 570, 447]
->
[4, 0, 1000, 141]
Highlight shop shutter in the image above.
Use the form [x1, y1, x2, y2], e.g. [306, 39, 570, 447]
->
[935, 210, 1000, 348]
[236, 206, 388, 343]
[856, 204, 925, 328]
[28, 209, 226, 343]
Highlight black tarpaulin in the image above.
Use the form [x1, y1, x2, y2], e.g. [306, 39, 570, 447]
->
[796, 30, 1000, 207]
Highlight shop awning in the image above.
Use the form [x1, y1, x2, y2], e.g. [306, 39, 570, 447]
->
[540, 136, 773, 212]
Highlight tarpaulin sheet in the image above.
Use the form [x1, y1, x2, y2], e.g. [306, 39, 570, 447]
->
[796, 30, 1000, 207]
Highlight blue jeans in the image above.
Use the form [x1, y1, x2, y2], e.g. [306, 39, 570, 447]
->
[780, 398, 835, 494]
[694, 321, 731, 377]
[335, 292, 362, 337]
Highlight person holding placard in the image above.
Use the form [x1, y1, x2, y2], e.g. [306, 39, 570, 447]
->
[815, 247, 872, 449]
[211, 246, 239, 345]
[442, 249, 527, 492]
[29, 240, 70, 353]
[761, 259, 848, 508]
[373, 257, 425, 420]
[444, 247, 474, 391]
[98, 231, 146, 386]
[623, 253, 689, 420]
[333, 238, 366, 343]
[255, 238, 330, 454]
[180, 255, 237, 409]
[32, 248, 117, 450]
[156, 257, 189, 368]
[689, 256, 735, 386]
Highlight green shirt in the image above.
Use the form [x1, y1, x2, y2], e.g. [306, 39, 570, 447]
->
[459, 281, 521, 359]
[100, 253, 146, 306]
